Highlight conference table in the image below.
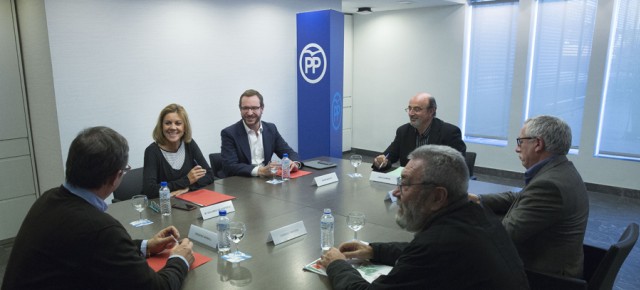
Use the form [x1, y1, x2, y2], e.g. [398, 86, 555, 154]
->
[107, 157, 520, 289]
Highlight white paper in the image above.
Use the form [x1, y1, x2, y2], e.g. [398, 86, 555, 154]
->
[267, 221, 307, 245]
[188, 224, 218, 249]
[314, 172, 339, 187]
[303, 258, 393, 283]
[384, 190, 398, 202]
[200, 201, 235, 220]
[369, 171, 397, 185]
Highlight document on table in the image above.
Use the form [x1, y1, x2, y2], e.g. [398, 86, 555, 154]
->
[387, 167, 403, 178]
[303, 258, 392, 283]
[277, 169, 313, 178]
[147, 250, 212, 271]
[176, 189, 235, 207]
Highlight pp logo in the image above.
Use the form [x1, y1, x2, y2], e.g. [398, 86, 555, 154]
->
[299, 43, 327, 84]
[331, 92, 342, 131]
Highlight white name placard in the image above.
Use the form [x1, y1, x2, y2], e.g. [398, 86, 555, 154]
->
[369, 171, 397, 185]
[267, 221, 307, 245]
[384, 189, 398, 203]
[314, 172, 339, 187]
[188, 224, 218, 249]
[200, 201, 236, 220]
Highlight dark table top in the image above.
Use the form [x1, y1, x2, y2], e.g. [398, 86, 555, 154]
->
[107, 156, 519, 289]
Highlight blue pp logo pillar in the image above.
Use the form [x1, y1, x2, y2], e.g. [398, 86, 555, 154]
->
[297, 10, 344, 159]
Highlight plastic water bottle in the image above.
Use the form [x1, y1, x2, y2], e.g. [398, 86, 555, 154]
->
[217, 209, 231, 253]
[320, 208, 334, 251]
[159, 181, 171, 216]
[281, 153, 291, 181]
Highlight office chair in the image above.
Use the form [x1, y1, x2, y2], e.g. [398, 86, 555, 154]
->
[464, 152, 477, 180]
[112, 167, 143, 202]
[209, 153, 225, 179]
[526, 222, 639, 290]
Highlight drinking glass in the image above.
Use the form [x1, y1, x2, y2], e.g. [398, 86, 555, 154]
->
[347, 211, 366, 241]
[227, 221, 247, 259]
[131, 195, 148, 222]
[349, 154, 363, 178]
[267, 162, 281, 184]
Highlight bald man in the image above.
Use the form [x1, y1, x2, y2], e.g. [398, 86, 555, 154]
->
[373, 92, 466, 171]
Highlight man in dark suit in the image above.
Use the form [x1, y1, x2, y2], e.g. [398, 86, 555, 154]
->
[318, 145, 529, 289]
[372, 92, 466, 171]
[221, 89, 301, 177]
[470, 115, 589, 278]
[2, 126, 195, 290]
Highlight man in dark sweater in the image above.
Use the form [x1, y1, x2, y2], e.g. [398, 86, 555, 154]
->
[319, 145, 529, 290]
[2, 126, 195, 290]
[373, 93, 466, 171]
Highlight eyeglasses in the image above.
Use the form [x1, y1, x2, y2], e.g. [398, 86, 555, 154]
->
[122, 164, 132, 175]
[240, 106, 262, 112]
[516, 137, 537, 146]
[404, 106, 430, 113]
[396, 177, 438, 194]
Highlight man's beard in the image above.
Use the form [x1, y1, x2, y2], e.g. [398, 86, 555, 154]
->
[409, 118, 420, 129]
[395, 197, 429, 232]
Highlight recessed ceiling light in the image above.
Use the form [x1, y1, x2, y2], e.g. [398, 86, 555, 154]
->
[397, 1, 414, 4]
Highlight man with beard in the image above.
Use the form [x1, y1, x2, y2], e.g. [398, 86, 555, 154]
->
[469, 115, 589, 278]
[318, 145, 529, 290]
[221, 89, 302, 177]
[372, 92, 466, 171]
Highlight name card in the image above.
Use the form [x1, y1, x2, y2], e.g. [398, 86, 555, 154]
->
[188, 224, 218, 249]
[200, 201, 236, 220]
[267, 221, 307, 245]
[314, 172, 339, 187]
[384, 189, 398, 202]
[369, 171, 397, 185]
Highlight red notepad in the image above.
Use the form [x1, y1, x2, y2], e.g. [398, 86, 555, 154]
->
[277, 169, 313, 179]
[176, 189, 235, 207]
[147, 250, 211, 272]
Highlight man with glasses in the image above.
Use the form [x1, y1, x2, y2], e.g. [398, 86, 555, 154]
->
[469, 115, 589, 278]
[372, 92, 466, 171]
[3, 127, 195, 290]
[221, 89, 301, 177]
[318, 145, 528, 289]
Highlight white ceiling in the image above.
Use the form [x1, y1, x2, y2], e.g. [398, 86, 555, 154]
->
[342, 0, 466, 14]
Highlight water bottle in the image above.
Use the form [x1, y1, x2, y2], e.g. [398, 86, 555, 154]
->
[159, 181, 171, 216]
[217, 209, 231, 253]
[281, 153, 291, 181]
[320, 208, 334, 251]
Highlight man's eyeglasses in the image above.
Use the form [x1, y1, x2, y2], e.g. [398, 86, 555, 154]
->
[396, 177, 438, 194]
[516, 137, 537, 146]
[122, 164, 132, 175]
[404, 106, 430, 113]
[240, 106, 262, 112]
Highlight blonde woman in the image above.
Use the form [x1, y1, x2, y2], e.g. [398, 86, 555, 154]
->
[143, 104, 213, 197]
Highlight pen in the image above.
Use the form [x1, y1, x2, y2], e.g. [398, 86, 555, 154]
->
[193, 159, 199, 166]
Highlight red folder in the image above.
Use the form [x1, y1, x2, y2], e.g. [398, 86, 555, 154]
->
[176, 189, 235, 207]
[147, 250, 211, 272]
[277, 169, 313, 179]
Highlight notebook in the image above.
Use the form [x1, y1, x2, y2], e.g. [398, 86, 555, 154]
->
[304, 160, 337, 170]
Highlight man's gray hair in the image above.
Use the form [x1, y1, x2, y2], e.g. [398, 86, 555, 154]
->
[524, 115, 572, 155]
[408, 145, 468, 201]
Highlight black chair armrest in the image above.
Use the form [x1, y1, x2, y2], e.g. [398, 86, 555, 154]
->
[526, 269, 587, 290]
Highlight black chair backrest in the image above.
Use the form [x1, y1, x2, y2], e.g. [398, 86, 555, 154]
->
[209, 153, 225, 179]
[465, 151, 477, 178]
[113, 167, 143, 202]
[588, 222, 639, 290]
